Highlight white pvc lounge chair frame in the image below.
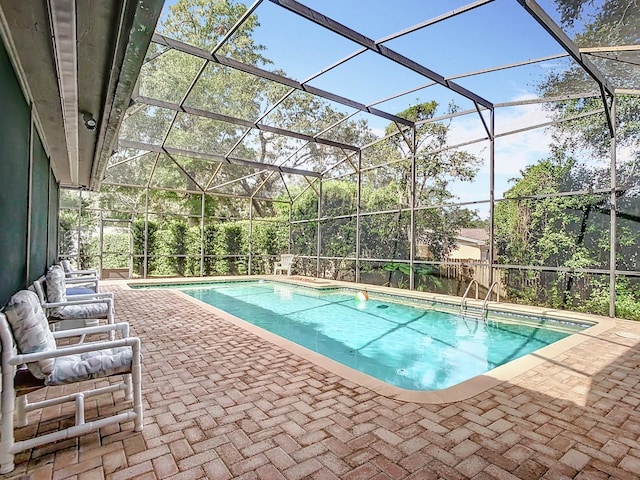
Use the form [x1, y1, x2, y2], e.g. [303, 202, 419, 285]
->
[64, 274, 99, 292]
[32, 277, 115, 327]
[274, 254, 295, 275]
[0, 315, 143, 474]
[60, 259, 98, 279]
[60, 260, 100, 292]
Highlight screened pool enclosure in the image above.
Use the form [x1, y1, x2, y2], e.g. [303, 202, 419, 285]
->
[58, 0, 639, 320]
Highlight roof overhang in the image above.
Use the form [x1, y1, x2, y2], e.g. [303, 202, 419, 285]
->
[0, 0, 163, 188]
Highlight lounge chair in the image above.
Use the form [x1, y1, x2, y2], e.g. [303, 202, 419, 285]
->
[0, 290, 143, 473]
[33, 265, 114, 332]
[60, 259, 99, 292]
[274, 254, 295, 276]
[34, 273, 95, 297]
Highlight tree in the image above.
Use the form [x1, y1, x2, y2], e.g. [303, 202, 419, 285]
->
[494, 150, 639, 317]
[280, 99, 483, 283]
[58, 192, 100, 269]
[382, 102, 481, 204]
[493, 0, 640, 316]
[112, 0, 375, 218]
[539, 0, 640, 172]
[366, 102, 483, 270]
[169, 221, 189, 276]
[93, 0, 382, 277]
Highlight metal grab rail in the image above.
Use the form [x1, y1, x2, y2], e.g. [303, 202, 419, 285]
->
[461, 280, 501, 321]
[482, 281, 500, 311]
[460, 279, 479, 314]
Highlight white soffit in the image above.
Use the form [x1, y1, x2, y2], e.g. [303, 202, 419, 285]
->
[48, 0, 79, 184]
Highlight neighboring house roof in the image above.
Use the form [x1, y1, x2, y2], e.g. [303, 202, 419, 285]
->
[457, 228, 489, 245]
[416, 228, 489, 246]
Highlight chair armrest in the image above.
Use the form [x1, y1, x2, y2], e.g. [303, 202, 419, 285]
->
[53, 322, 130, 341]
[66, 269, 98, 276]
[10, 336, 140, 365]
[66, 276, 98, 285]
[64, 292, 113, 301]
[44, 297, 113, 309]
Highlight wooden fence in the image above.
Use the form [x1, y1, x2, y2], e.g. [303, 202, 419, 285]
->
[439, 258, 492, 291]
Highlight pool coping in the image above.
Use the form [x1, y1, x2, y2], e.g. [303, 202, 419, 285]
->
[119, 275, 616, 404]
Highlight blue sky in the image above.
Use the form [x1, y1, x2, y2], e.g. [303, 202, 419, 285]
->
[159, 0, 573, 112]
[248, 0, 566, 110]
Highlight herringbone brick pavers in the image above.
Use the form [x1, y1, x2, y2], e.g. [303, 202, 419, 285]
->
[4, 285, 640, 479]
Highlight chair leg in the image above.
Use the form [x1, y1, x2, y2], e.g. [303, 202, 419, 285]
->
[1, 366, 16, 473]
[125, 374, 132, 400]
[16, 395, 27, 427]
[132, 343, 143, 432]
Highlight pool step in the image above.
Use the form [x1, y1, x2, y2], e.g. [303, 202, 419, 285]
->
[460, 280, 500, 323]
[460, 307, 486, 321]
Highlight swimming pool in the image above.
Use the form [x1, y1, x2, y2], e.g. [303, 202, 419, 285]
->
[145, 280, 589, 392]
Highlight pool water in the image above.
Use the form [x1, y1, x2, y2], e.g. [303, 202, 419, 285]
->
[172, 281, 584, 391]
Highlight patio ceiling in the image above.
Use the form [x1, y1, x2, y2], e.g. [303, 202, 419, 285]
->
[102, 0, 640, 200]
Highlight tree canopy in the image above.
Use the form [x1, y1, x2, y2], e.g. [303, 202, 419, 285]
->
[493, 0, 640, 318]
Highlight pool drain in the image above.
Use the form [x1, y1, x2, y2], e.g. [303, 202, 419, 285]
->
[396, 368, 409, 376]
[377, 305, 389, 309]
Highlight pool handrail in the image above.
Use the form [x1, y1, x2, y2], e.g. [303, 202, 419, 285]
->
[482, 281, 500, 312]
[460, 279, 479, 306]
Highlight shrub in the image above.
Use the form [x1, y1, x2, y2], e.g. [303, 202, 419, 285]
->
[133, 220, 157, 276]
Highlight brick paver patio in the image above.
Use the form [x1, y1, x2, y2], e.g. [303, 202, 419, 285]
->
[5, 285, 640, 479]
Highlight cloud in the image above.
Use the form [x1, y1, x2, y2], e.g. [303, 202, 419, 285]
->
[438, 95, 561, 216]
[447, 100, 554, 176]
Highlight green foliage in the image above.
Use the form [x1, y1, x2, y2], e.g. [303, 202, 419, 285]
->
[213, 222, 246, 275]
[250, 221, 288, 274]
[133, 220, 158, 276]
[539, 2, 640, 186]
[102, 233, 130, 268]
[381, 263, 443, 290]
[528, 1, 640, 317]
[551, 1, 639, 97]
[159, 0, 267, 63]
[57, 210, 77, 260]
[58, 206, 99, 270]
[495, 185, 602, 307]
[111, 0, 376, 206]
[375, 102, 483, 209]
[580, 277, 640, 321]
[383, 262, 411, 275]
[169, 221, 189, 276]
[494, 149, 640, 317]
[286, 178, 476, 280]
[152, 223, 201, 276]
[202, 224, 217, 276]
[288, 181, 357, 278]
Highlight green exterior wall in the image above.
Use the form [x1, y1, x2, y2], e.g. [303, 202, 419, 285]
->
[28, 132, 51, 283]
[0, 36, 59, 306]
